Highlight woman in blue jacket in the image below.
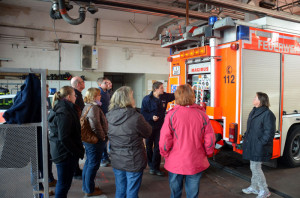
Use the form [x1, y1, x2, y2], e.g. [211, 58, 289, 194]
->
[242, 92, 276, 198]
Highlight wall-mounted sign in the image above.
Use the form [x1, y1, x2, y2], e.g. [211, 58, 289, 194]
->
[188, 62, 211, 74]
[173, 66, 180, 75]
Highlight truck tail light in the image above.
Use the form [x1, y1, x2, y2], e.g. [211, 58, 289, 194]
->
[229, 123, 238, 143]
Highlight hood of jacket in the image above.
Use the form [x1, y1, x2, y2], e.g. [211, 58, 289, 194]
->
[48, 100, 74, 123]
[106, 107, 136, 126]
[170, 103, 205, 112]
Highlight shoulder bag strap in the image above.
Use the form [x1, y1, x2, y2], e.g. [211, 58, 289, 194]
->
[83, 105, 93, 118]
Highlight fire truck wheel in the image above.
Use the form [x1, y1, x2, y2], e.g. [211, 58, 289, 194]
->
[282, 125, 300, 167]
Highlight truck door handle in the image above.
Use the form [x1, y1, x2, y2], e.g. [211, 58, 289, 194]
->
[296, 118, 300, 121]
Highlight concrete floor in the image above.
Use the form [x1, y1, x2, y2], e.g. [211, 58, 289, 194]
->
[1, 148, 299, 198]
[66, 164, 261, 198]
[59, 156, 285, 198]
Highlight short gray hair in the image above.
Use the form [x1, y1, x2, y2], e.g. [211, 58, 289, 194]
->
[152, 81, 163, 91]
[71, 76, 81, 88]
[109, 86, 133, 110]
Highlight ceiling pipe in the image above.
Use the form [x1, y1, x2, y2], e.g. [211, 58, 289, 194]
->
[186, 0, 189, 26]
[151, 18, 181, 40]
[94, 18, 98, 46]
[58, 0, 86, 25]
[194, 0, 300, 23]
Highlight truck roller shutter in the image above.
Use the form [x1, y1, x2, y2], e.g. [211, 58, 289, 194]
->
[283, 54, 300, 114]
[241, 49, 280, 133]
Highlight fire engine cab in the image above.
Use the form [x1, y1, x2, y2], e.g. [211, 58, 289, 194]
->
[161, 16, 300, 167]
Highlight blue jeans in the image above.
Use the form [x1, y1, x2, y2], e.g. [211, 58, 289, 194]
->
[113, 168, 143, 198]
[55, 156, 77, 198]
[82, 141, 106, 193]
[168, 171, 203, 198]
[101, 138, 110, 162]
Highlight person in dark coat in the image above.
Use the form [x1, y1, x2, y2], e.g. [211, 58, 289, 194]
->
[141, 81, 174, 176]
[3, 73, 41, 124]
[71, 76, 85, 111]
[242, 92, 276, 198]
[48, 86, 85, 198]
[106, 86, 152, 198]
[97, 77, 111, 167]
[71, 76, 86, 179]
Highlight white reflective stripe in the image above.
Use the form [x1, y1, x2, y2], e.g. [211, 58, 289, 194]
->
[279, 35, 299, 41]
[236, 45, 241, 135]
[222, 116, 228, 141]
[215, 143, 223, 149]
[282, 114, 300, 118]
[217, 44, 231, 49]
[172, 55, 180, 58]
[242, 30, 255, 48]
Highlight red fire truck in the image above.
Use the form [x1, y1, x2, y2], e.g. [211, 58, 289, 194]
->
[161, 16, 300, 167]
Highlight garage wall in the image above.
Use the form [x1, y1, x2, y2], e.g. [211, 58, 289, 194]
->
[124, 74, 145, 108]
[0, 5, 170, 74]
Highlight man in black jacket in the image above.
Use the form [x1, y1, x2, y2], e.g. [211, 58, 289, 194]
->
[141, 81, 174, 176]
[71, 76, 85, 179]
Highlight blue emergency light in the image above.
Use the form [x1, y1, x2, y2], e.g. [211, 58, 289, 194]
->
[237, 25, 250, 41]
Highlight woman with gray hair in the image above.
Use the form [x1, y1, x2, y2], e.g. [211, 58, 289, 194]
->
[106, 86, 152, 198]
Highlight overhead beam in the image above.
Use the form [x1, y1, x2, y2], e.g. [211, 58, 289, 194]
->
[86, 0, 212, 20]
[195, 0, 300, 23]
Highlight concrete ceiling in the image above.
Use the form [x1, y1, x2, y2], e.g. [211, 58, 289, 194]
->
[1, 0, 300, 23]
[1, 0, 300, 28]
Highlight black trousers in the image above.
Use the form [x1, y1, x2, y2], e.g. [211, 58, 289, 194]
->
[146, 128, 161, 171]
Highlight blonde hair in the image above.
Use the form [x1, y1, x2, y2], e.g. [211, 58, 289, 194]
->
[52, 86, 74, 107]
[109, 86, 133, 110]
[175, 84, 195, 106]
[84, 88, 101, 103]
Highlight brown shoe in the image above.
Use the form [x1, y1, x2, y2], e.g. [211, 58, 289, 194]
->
[34, 190, 55, 196]
[86, 187, 103, 197]
[49, 179, 57, 187]
[48, 190, 55, 196]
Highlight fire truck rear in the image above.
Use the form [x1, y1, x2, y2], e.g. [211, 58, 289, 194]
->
[161, 16, 300, 167]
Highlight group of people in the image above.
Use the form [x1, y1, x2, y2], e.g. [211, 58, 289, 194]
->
[46, 75, 276, 198]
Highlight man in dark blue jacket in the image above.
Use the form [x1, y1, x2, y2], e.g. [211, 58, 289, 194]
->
[141, 81, 174, 176]
[97, 77, 111, 167]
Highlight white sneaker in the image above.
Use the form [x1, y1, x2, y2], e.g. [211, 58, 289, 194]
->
[242, 186, 259, 195]
[256, 191, 271, 198]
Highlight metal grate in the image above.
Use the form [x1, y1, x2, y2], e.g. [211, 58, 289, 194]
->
[0, 125, 40, 198]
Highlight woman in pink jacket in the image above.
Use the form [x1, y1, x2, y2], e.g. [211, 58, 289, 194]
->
[159, 84, 215, 198]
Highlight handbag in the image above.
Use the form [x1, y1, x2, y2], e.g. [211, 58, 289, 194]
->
[80, 105, 99, 144]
